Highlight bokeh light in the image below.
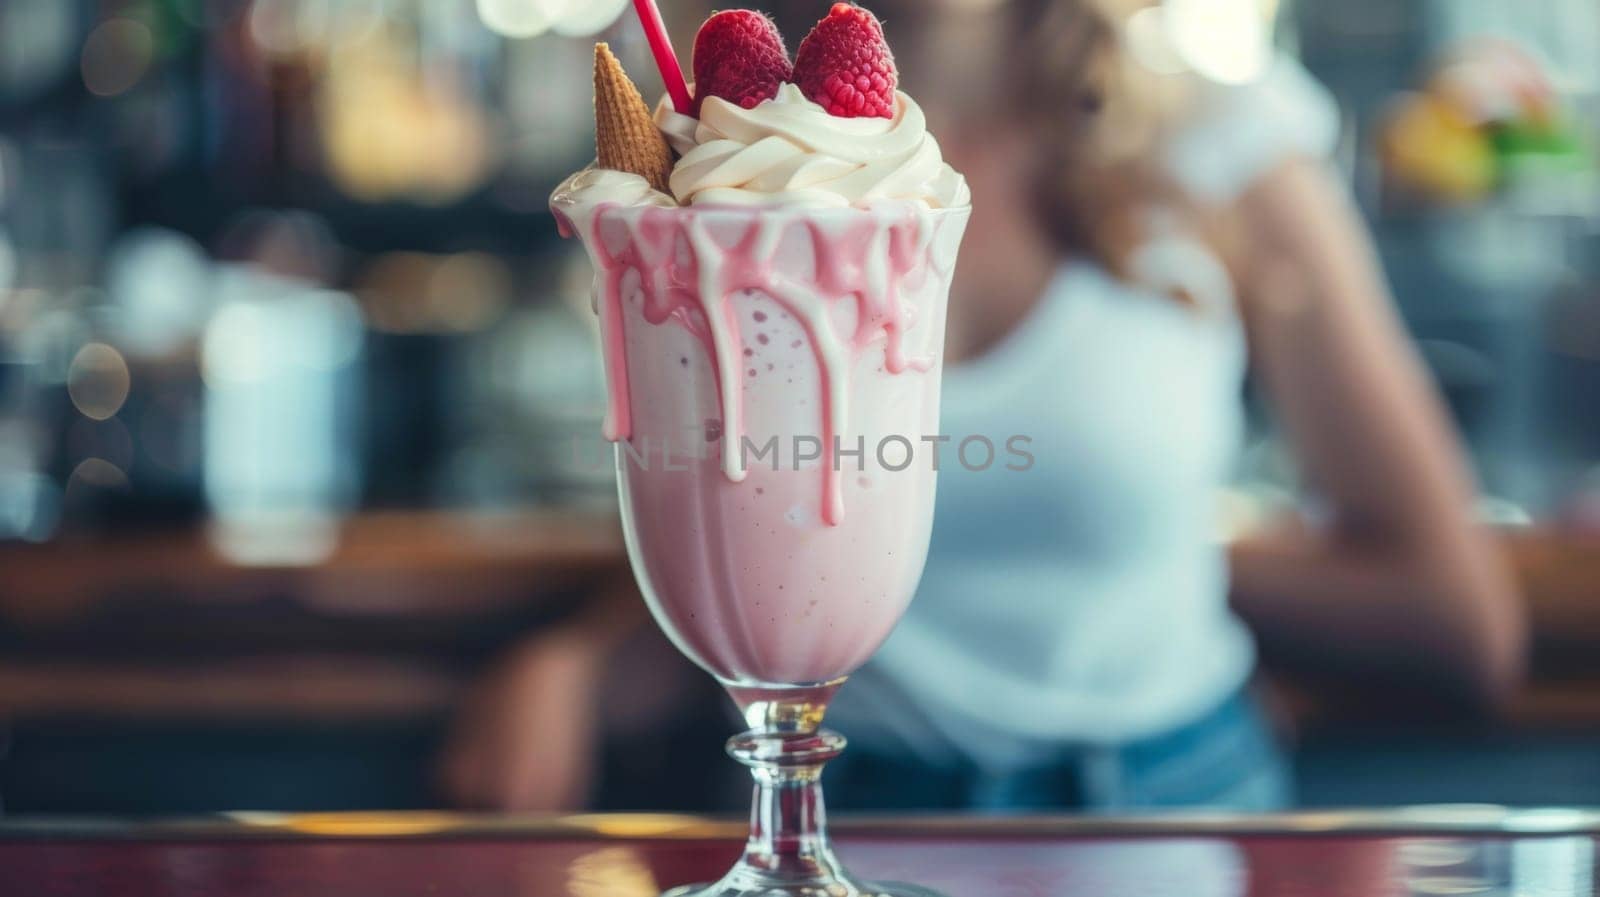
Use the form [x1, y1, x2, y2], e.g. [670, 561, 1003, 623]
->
[475, 0, 572, 40]
[107, 228, 213, 359]
[551, 0, 632, 37]
[426, 252, 511, 333]
[65, 456, 131, 498]
[66, 342, 132, 421]
[199, 300, 269, 388]
[1163, 0, 1269, 85]
[80, 17, 154, 97]
[317, 32, 495, 204]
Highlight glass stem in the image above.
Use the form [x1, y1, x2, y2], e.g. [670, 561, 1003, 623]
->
[724, 728, 850, 887]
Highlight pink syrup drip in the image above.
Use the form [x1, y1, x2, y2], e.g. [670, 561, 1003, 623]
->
[574, 205, 947, 526]
[633, 213, 717, 357]
[758, 279, 844, 525]
[583, 203, 635, 441]
[808, 208, 938, 377]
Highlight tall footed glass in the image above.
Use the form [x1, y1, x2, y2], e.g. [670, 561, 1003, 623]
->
[564, 196, 968, 897]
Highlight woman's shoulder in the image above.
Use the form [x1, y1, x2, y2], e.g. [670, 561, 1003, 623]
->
[1163, 54, 1343, 204]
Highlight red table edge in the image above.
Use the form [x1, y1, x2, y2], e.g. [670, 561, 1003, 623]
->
[2, 806, 1598, 842]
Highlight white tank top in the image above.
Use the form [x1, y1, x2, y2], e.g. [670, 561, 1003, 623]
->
[828, 57, 1341, 770]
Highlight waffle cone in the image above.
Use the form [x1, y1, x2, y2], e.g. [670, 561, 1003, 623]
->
[594, 43, 675, 196]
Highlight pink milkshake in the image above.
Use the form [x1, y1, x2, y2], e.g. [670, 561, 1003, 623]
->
[554, 44, 969, 690]
[554, 6, 968, 894]
[557, 197, 968, 687]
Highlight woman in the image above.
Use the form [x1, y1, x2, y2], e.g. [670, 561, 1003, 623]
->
[442, 0, 1524, 812]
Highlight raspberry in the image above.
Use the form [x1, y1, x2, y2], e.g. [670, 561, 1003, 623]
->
[691, 10, 792, 116]
[793, 3, 897, 119]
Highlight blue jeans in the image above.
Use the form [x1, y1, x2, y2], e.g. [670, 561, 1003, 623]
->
[826, 689, 1292, 813]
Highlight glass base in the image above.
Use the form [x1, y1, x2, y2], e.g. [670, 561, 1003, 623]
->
[662, 880, 947, 897]
[663, 685, 945, 897]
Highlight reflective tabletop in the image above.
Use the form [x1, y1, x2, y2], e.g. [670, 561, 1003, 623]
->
[3, 807, 1598, 896]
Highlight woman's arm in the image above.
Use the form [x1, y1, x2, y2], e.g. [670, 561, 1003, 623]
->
[1228, 157, 1525, 710]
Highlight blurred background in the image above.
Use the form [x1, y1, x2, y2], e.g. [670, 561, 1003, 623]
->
[0, 0, 1598, 815]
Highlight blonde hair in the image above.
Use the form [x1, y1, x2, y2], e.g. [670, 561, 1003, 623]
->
[875, 0, 1220, 295]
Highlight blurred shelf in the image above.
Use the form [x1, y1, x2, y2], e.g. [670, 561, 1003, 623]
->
[0, 519, 1596, 726]
[0, 656, 460, 722]
[0, 508, 625, 626]
[1506, 526, 1600, 647]
[0, 508, 629, 721]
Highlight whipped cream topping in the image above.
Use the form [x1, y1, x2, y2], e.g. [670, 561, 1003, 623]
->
[654, 84, 970, 209]
[550, 167, 677, 216]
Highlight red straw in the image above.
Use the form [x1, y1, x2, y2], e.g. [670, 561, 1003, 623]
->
[631, 0, 692, 115]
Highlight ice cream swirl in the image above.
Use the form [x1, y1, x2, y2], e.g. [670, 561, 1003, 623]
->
[550, 167, 677, 210]
[655, 84, 970, 209]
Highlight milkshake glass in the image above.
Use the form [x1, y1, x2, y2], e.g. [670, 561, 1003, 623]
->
[555, 173, 967, 896]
